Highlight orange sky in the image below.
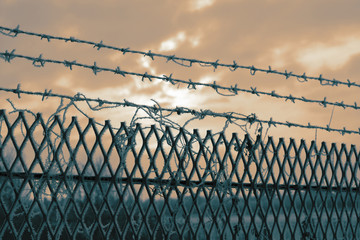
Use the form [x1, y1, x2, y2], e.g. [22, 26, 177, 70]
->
[0, 0, 359, 146]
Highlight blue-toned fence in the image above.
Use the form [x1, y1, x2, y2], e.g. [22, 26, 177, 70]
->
[0, 110, 359, 239]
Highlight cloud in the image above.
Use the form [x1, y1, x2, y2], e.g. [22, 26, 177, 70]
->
[190, 0, 216, 11]
[160, 84, 206, 108]
[74, 86, 131, 101]
[138, 57, 156, 75]
[158, 31, 202, 52]
[198, 74, 217, 84]
[2, 0, 17, 5]
[189, 35, 201, 47]
[55, 75, 73, 88]
[159, 32, 186, 52]
[269, 45, 291, 69]
[296, 37, 360, 73]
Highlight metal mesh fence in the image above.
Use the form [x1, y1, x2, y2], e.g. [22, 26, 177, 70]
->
[0, 110, 359, 239]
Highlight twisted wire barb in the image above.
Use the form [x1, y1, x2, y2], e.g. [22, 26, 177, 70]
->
[0, 85, 359, 135]
[1, 50, 359, 111]
[1, 25, 359, 88]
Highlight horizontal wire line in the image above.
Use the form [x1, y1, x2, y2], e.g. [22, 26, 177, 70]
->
[0, 50, 359, 111]
[1, 172, 358, 193]
[0, 85, 358, 135]
[1, 25, 359, 89]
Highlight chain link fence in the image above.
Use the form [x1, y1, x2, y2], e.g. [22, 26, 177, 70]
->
[0, 110, 359, 239]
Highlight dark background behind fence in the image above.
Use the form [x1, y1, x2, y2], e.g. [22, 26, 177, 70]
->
[0, 110, 359, 239]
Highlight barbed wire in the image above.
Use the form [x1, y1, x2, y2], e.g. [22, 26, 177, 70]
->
[0, 84, 358, 135]
[1, 25, 359, 89]
[1, 50, 359, 111]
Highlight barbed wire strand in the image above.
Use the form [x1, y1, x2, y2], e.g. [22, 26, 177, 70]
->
[0, 84, 358, 135]
[0, 50, 359, 111]
[1, 25, 359, 89]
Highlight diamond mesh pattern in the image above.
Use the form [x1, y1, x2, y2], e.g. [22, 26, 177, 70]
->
[0, 110, 359, 239]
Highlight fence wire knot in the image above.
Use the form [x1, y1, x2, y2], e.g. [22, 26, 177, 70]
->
[120, 47, 130, 55]
[15, 84, 21, 98]
[284, 70, 292, 79]
[286, 94, 295, 103]
[338, 101, 345, 109]
[230, 61, 238, 71]
[42, 89, 52, 101]
[187, 79, 196, 90]
[91, 62, 100, 75]
[230, 84, 238, 95]
[166, 55, 175, 62]
[250, 87, 259, 96]
[63, 60, 76, 70]
[246, 113, 257, 125]
[40, 34, 51, 42]
[123, 99, 130, 107]
[321, 97, 327, 107]
[32, 54, 45, 67]
[347, 79, 354, 87]
[1, 49, 16, 62]
[151, 105, 158, 114]
[94, 40, 104, 50]
[175, 107, 183, 115]
[286, 121, 293, 127]
[73, 93, 82, 101]
[0, 24, 19, 37]
[212, 59, 219, 71]
[142, 72, 152, 82]
[114, 66, 126, 77]
[145, 50, 154, 60]
[226, 114, 233, 123]
[299, 72, 308, 82]
[97, 98, 104, 107]
[163, 74, 175, 85]
[67, 36, 77, 42]
[211, 81, 218, 90]
[250, 65, 257, 75]
[342, 127, 347, 135]
[199, 110, 208, 119]
[268, 118, 276, 128]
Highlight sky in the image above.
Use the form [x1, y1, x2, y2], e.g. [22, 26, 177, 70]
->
[0, 0, 360, 147]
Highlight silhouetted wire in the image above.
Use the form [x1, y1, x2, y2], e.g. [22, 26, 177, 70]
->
[0, 84, 358, 135]
[0, 50, 359, 111]
[1, 25, 359, 88]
